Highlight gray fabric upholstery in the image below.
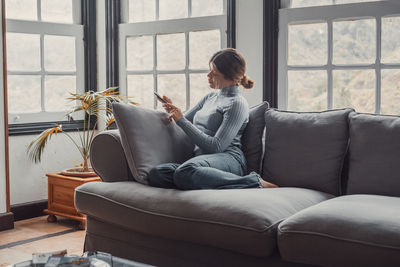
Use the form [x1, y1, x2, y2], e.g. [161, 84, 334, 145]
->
[278, 195, 400, 267]
[112, 103, 194, 184]
[90, 130, 133, 182]
[262, 108, 353, 195]
[75, 181, 333, 258]
[241, 101, 269, 174]
[84, 217, 313, 267]
[347, 112, 400, 197]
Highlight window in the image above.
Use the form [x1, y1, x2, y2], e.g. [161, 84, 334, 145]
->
[6, 0, 85, 125]
[119, 0, 227, 111]
[278, 0, 400, 115]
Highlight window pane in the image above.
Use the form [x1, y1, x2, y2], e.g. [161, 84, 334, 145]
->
[127, 75, 154, 110]
[157, 33, 185, 70]
[333, 70, 375, 113]
[7, 33, 40, 71]
[382, 16, 400, 64]
[127, 36, 153, 71]
[5, 0, 37, 20]
[190, 73, 211, 107]
[288, 23, 327, 65]
[8, 75, 41, 114]
[159, 0, 187, 20]
[192, 0, 223, 17]
[288, 71, 327, 111]
[290, 0, 382, 8]
[189, 30, 220, 69]
[290, 0, 333, 8]
[333, 19, 375, 65]
[129, 0, 156, 22]
[45, 76, 76, 112]
[381, 69, 400, 115]
[158, 74, 186, 110]
[44, 35, 76, 71]
[41, 0, 73, 23]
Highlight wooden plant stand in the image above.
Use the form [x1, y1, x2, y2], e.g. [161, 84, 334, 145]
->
[44, 173, 101, 229]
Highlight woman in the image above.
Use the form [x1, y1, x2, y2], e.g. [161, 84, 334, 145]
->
[148, 48, 277, 190]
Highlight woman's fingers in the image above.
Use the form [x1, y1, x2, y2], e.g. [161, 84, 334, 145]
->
[163, 96, 172, 103]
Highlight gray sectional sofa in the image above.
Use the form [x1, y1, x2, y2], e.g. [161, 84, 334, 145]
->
[75, 102, 400, 267]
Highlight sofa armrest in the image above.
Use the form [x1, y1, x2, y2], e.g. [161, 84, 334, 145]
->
[90, 129, 134, 182]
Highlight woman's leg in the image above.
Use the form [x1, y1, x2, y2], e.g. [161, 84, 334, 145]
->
[172, 152, 261, 190]
[148, 163, 180, 189]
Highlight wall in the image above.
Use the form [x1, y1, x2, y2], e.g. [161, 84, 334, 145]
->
[236, 0, 264, 106]
[9, 133, 82, 205]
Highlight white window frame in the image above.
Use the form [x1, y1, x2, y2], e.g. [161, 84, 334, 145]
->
[278, 0, 400, 113]
[6, 0, 85, 124]
[119, 0, 227, 111]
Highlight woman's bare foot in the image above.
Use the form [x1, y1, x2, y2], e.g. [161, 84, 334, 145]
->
[258, 177, 279, 188]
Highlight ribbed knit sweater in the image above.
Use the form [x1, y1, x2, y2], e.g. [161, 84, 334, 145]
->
[176, 85, 249, 155]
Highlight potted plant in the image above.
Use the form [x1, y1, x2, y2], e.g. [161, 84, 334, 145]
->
[27, 87, 135, 177]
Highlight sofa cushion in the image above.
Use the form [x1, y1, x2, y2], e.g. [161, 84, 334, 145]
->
[347, 112, 400, 197]
[278, 195, 400, 267]
[241, 101, 269, 174]
[262, 108, 353, 195]
[75, 182, 333, 257]
[113, 103, 194, 184]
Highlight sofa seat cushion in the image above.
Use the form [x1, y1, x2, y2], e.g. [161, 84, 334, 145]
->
[278, 195, 400, 267]
[75, 182, 333, 257]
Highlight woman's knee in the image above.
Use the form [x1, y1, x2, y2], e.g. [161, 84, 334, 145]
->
[173, 163, 197, 189]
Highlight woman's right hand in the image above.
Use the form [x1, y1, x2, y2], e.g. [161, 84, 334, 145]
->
[161, 96, 173, 112]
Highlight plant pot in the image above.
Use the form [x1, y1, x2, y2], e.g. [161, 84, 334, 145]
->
[61, 167, 97, 178]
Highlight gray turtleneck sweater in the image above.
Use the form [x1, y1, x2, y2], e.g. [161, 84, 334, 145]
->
[176, 85, 249, 155]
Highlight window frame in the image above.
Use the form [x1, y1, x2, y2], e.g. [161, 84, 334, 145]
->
[278, 0, 400, 113]
[7, 0, 96, 135]
[118, 0, 230, 111]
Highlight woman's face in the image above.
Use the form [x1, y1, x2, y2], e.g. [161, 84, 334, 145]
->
[207, 63, 232, 89]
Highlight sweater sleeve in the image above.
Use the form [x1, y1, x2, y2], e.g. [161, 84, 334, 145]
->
[176, 98, 249, 154]
[183, 92, 213, 123]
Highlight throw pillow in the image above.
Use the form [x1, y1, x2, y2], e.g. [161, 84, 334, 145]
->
[347, 112, 400, 197]
[113, 103, 194, 184]
[262, 108, 353, 195]
[241, 101, 269, 174]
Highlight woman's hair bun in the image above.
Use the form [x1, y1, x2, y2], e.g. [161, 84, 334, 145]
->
[240, 75, 254, 89]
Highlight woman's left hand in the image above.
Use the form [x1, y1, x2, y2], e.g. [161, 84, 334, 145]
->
[164, 103, 183, 122]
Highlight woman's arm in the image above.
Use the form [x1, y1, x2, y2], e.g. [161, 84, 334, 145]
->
[176, 98, 249, 154]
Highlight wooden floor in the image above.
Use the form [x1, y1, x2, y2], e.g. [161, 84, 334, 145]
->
[0, 216, 85, 266]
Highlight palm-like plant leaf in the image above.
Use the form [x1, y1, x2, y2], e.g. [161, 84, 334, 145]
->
[27, 124, 63, 163]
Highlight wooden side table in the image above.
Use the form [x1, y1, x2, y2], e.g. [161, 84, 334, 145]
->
[44, 173, 101, 229]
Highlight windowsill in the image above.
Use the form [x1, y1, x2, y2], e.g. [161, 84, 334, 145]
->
[8, 120, 97, 136]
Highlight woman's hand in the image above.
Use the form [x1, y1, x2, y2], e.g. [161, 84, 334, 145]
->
[164, 103, 183, 122]
[160, 96, 174, 112]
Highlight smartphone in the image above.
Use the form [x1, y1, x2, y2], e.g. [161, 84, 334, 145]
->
[154, 91, 168, 103]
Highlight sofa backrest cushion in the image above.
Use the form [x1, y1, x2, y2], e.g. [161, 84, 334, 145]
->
[347, 112, 400, 197]
[113, 103, 194, 184]
[241, 101, 269, 174]
[262, 108, 353, 195]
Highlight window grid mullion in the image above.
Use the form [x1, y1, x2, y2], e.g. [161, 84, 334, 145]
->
[37, 0, 41, 21]
[188, 0, 192, 17]
[328, 19, 333, 109]
[376, 16, 382, 114]
[185, 31, 190, 110]
[40, 33, 45, 112]
[153, 34, 158, 109]
[156, 0, 159, 21]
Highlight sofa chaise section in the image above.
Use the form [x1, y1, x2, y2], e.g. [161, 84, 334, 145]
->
[75, 181, 333, 258]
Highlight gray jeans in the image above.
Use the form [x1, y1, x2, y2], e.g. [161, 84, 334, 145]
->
[148, 146, 261, 190]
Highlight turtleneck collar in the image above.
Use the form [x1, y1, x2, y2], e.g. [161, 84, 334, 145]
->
[218, 85, 240, 96]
